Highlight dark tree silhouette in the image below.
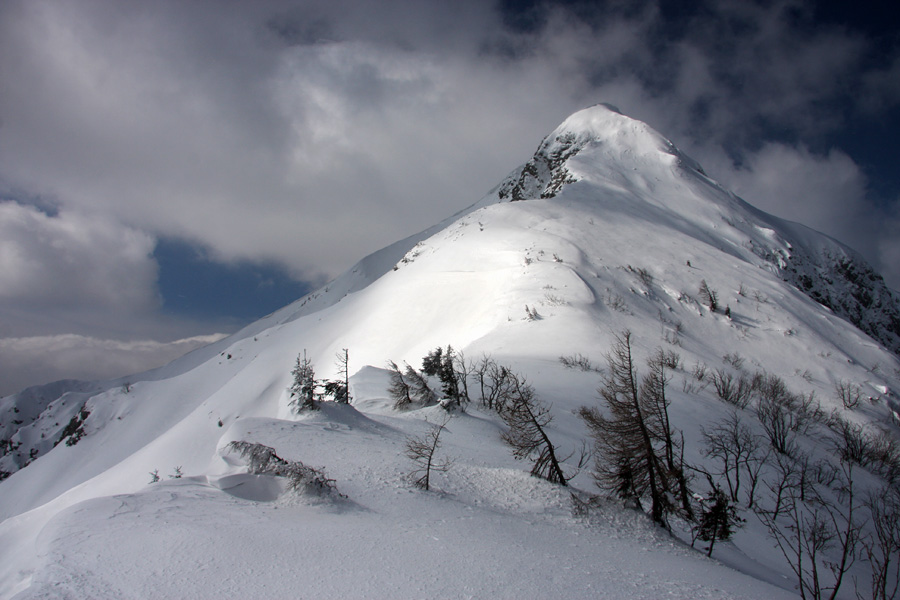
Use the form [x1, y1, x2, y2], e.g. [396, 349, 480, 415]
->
[499, 372, 568, 486]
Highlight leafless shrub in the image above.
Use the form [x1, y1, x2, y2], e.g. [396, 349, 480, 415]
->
[827, 417, 900, 482]
[605, 292, 627, 312]
[658, 312, 683, 346]
[682, 377, 709, 395]
[543, 293, 566, 306]
[757, 397, 799, 456]
[692, 362, 708, 382]
[559, 353, 598, 372]
[712, 369, 753, 408]
[663, 330, 682, 347]
[723, 353, 745, 370]
[633, 266, 654, 288]
[751, 372, 813, 454]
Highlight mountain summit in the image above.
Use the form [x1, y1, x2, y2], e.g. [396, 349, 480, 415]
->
[2, 106, 899, 599]
[497, 103, 706, 203]
[494, 103, 900, 354]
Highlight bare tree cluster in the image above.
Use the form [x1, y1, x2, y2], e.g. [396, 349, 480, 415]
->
[473, 355, 518, 411]
[862, 486, 900, 600]
[827, 415, 900, 482]
[757, 460, 862, 600]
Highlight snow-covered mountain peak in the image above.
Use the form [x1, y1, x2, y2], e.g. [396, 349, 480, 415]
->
[546, 103, 671, 159]
[3, 104, 900, 599]
[496, 103, 706, 204]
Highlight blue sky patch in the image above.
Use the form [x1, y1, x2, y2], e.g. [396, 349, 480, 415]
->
[153, 238, 312, 324]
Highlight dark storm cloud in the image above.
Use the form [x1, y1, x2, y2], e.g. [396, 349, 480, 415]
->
[1, 0, 899, 392]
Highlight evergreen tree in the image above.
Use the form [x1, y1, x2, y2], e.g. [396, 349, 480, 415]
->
[696, 485, 743, 557]
[333, 348, 350, 404]
[387, 360, 414, 409]
[289, 350, 317, 412]
[422, 345, 464, 406]
[405, 364, 437, 405]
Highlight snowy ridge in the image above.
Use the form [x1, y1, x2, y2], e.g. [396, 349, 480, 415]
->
[1, 105, 900, 599]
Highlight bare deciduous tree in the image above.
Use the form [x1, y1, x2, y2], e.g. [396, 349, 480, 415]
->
[332, 348, 350, 404]
[763, 451, 809, 520]
[475, 355, 516, 411]
[404, 416, 452, 491]
[499, 372, 569, 486]
[451, 350, 473, 406]
[834, 379, 862, 410]
[578, 331, 677, 525]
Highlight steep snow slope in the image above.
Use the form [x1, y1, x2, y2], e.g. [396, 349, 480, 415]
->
[1, 104, 899, 599]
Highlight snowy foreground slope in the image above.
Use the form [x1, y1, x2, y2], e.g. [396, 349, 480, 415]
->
[2, 105, 900, 599]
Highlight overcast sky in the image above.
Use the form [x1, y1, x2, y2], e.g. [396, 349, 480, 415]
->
[1, 0, 899, 395]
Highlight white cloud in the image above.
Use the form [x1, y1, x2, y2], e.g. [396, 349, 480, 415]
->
[2, 0, 894, 281]
[0, 202, 158, 314]
[0, 333, 227, 396]
[712, 143, 868, 236]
